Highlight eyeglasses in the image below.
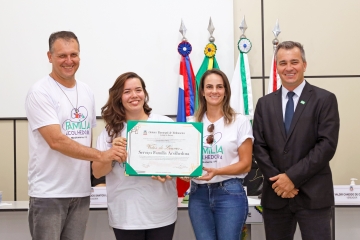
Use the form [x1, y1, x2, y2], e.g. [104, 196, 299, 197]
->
[206, 124, 214, 144]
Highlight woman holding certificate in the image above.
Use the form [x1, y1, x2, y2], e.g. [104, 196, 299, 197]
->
[92, 72, 177, 240]
[188, 69, 253, 240]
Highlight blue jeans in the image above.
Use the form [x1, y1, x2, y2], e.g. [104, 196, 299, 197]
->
[28, 196, 90, 240]
[188, 178, 248, 240]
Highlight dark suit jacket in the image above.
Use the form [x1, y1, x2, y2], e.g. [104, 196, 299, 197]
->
[253, 81, 340, 209]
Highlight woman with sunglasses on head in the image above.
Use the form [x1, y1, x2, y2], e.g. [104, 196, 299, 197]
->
[188, 69, 253, 240]
[92, 72, 177, 240]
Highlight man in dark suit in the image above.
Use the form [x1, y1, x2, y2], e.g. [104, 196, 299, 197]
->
[253, 41, 340, 240]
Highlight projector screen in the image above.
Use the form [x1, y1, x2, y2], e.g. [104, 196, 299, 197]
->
[0, 0, 234, 118]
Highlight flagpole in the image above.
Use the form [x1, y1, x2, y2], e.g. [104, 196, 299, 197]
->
[230, 16, 254, 120]
[177, 19, 196, 122]
[268, 20, 281, 94]
[208, 17, 215, 43]
[272, 19, 281, 51]
[176, 19, 194, 197]
[195, 17, 220, 111]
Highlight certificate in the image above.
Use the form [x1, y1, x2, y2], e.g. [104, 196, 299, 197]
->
[125, 120, 203, 177]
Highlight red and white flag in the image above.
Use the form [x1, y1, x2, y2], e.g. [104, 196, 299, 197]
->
[267, 52, 281, 94]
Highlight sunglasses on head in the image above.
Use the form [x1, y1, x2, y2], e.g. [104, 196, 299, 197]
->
[206, 123, 214, 144]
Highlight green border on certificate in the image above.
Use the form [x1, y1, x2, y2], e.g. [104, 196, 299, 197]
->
[125, 120, 203, 177]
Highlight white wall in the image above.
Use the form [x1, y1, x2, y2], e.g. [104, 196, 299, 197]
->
[0, 0, 234, 118]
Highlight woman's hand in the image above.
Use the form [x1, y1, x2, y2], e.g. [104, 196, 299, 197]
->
[111, 137, 127, 163]
[179, 177, 191, 182]
[151, 175, 172, 183]
[112, 137, 127, 148]
[196, 167, 218, 181]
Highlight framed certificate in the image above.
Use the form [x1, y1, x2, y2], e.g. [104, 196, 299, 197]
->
[125, 120, 203, 177]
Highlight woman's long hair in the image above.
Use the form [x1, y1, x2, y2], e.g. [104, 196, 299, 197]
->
[194, 69, 235, 124]
[101, 72, 152, 141]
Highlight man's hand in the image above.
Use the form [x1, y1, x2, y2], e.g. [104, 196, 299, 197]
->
[280, 188, 299, 198]
[101, 145, 127, 163]
[270, 173, 296, 197]
[100, 137, 127, 163]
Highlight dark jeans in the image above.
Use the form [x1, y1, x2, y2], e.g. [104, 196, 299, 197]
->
[188, 178, 248, 240]
[113, 222, 175, 240]
[263, 199, 332, 240]
[28, 196, 90, 240]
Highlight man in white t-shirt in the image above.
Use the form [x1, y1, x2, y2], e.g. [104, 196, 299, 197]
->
[25, 31, 126, 240]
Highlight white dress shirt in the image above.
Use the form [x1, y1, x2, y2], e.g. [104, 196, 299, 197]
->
[282, 80, 306, 121]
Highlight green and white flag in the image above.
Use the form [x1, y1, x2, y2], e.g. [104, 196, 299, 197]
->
[230, 38, 254, 120]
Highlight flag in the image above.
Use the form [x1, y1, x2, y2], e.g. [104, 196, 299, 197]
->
[177, 41, 196, 122]
[267, 52, 281, 93]
[176, 40, 195, 196]
[195, 42, 220, 110]
[230, 38, 254, 120]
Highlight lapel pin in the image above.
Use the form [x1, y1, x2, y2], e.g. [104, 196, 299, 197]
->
[300, 100, 305, 105]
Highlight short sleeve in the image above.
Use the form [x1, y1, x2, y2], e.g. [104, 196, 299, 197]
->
[237, 116, 254, 147]
[25, 90, 60, 131]
[96, 128, 112, 151]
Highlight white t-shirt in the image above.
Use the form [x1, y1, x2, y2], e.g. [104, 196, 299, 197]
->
[96, 113, 178, 230]
[25, 75, 96, 198]
[192, 113, 254, 184]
